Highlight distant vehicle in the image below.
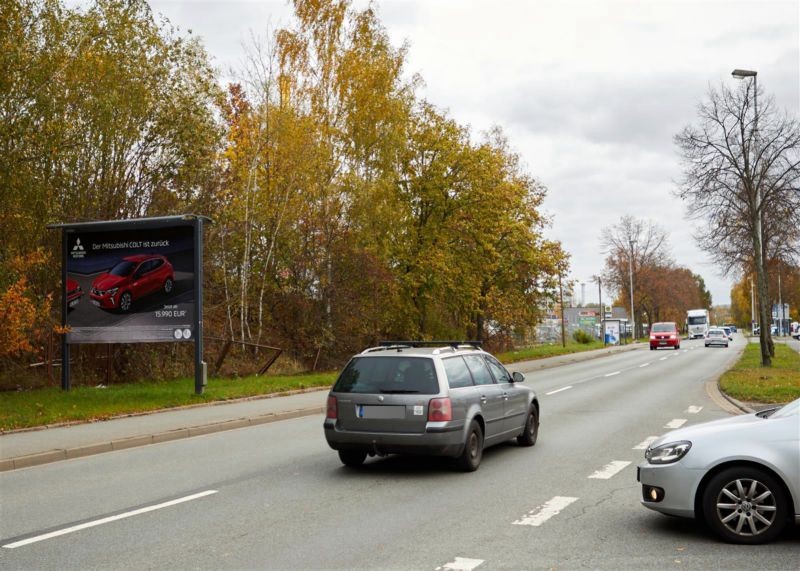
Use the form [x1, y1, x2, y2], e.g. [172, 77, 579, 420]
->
[705, 328, 729, 348]
[722, 326, 733, 341]
[649, 322, 680, 350]
[724, 323, 737, 333]
[324, 341, 539, 471]
[66, 278, 83, 310]
[638, 398, 800, 544]
[687, 309, 710, 339]
[753, 326, 760, 336]
[89, 254, 174, 312]
[792, 322, 800, 340]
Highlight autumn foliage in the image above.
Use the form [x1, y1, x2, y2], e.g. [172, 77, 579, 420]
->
[0, 0, 568, 386]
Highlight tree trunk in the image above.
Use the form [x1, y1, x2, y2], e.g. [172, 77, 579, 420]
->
[752, 212, 772, 366]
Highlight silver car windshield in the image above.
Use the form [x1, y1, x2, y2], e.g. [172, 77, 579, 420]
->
[769, 398, 800, 419]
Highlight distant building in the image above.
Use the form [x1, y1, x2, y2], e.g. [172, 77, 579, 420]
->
[563, 306, 628, 333]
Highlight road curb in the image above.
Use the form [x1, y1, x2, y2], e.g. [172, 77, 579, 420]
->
[0, 405, 325, 472]
[715, 385, 756, 414]
[511, 343, 644, 372]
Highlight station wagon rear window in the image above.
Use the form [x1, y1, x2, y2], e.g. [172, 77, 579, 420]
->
[333, 357, 439, 394]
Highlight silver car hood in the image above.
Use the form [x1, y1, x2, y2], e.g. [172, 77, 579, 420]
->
[652, 412, 764, 448]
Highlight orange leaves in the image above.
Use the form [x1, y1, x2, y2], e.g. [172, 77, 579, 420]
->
[0, 278, 38, 358]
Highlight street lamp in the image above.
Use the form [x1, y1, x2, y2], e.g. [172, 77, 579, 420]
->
[628, 238, 636, 340]
[732, 68, 764, 339]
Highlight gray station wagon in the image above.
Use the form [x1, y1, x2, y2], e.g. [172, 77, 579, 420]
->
[323, 341, 540, 471]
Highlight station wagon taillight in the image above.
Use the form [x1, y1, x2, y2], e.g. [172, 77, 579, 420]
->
[326, 396, 337, 419]
[428, 397, 452, 422]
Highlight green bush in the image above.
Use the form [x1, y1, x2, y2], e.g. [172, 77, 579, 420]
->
[572, 329, 593, 344]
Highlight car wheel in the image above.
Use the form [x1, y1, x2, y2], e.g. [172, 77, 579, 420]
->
[675, 345, 680, 350]
[163, 278, 174, 294]
[650, 346, 655, 351]
[456, 420, 484, 472]
[338, 450, 367, 467]
[517, 406, 539, 447]
[702, 466, 788, 544]
[119, 292, 132, 312]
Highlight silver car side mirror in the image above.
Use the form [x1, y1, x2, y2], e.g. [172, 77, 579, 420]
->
[512, 371, 525, 383]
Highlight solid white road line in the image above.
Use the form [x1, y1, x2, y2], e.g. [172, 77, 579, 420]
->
[588, 460, 631, 479]
[2, 490, 218, 549]
[639, 363, 650, 368]
[633, 436, 659, 450]
[513, 496, 579, 526]
[435, 557, 484, 571]
[686, 405, 703, 414]
[604, 371, 620, 377]
[546, 386, 573, 396]
[664, 419, 687, 429]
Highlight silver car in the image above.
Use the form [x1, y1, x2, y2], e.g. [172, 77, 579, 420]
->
[705, 328, 729, 348]
[638, 398, 800, 544]
[323, 342, 539, 471]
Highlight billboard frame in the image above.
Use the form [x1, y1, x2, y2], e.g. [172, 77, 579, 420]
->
[48, 215, 210, 394]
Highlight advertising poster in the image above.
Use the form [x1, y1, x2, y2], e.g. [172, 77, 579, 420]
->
[604, 320, 620, 345]
[65, 225, 195, 343]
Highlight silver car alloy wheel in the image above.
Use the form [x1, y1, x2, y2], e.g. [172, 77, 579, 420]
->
[716, 478, 777, 537]
[120, 292, 131, 312]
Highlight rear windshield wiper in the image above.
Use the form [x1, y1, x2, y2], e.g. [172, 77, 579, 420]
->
[379, 389, 420, 394]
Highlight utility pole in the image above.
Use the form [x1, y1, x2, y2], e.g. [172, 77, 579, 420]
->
[778, 269, 783, 336]
[595, 276, 605, 347]
[628, 238, 636, 341]
[750, 276, 755, 331]
[559, 273, 566, 348]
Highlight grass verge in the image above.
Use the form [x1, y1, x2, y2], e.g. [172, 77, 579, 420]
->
[1, 340, 629, 431]
[719, 342, 800, 404]
[0, 372, 336, 431]
[497, 339, 615, 364]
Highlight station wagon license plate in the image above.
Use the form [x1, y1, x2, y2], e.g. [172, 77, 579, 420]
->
[356, 405, 405, 419]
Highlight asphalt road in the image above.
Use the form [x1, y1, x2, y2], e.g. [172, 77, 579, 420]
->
[1, 335, 797, 569]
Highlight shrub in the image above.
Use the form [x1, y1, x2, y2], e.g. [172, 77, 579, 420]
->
[572, 329, 593, 344]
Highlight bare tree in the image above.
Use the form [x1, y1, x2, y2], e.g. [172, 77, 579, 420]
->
[675, 80, 800, 366]
[601, 215, 672, 338]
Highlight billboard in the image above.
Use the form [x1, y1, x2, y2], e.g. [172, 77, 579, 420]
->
[64, 224, 195, 343]
[604, 320, 620, 345]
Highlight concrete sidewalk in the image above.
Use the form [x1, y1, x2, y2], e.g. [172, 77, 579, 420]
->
[0, 342, 644, 472]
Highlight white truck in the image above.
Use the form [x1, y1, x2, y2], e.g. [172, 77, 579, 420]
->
[686, 309, 710, 339]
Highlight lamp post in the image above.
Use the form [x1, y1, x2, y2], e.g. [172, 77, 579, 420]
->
[750, 276, 755, 331]
[628, 238, 636, 341]
[732, 69, 766, 344]
[593, 275, 605, 346]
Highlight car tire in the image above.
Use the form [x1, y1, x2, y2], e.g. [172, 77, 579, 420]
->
[163, 278, 174, 294]
[119, 292, 132, 313]
[517, 406, 539, 447]
[456, 420, 484, 472]
[338, 450, 367, 467]
[702, 466, 788, 544]
[675, 345, 680, 350]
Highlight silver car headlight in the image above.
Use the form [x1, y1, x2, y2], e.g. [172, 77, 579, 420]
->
[645, 441, 692, 464]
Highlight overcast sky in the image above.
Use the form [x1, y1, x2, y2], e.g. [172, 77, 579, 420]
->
[147, 0, 799, 306]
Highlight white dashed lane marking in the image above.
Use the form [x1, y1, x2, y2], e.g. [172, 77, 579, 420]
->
[435, 557, 484, 570]
[546, 386, 573, 396]
[664, 419, 687, 429]
[513, 496, 579, 526]
[604, 371, 620, 377]
[633, 436, 659, 450]
[3, 490, 218, 549]
[639, 362, 650, 368]
[588, 460, 631, 479]
[659, 357, 668, 361]
[686, 405, 703, 414]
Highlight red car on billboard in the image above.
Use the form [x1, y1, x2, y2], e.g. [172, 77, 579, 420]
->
[89, 254, 174, 312]
[66, 278, 83, 310]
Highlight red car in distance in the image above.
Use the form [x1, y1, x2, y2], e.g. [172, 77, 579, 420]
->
[649, 322, 681, 350]
[66, 278, 83, 310]
[89, 254, 174, 312]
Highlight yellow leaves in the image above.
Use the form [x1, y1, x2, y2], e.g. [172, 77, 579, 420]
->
[0, 278, 38, 358]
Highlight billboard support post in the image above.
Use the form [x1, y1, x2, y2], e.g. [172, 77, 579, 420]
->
[61, 228, 71, 391]
[194, 217, 205, 395]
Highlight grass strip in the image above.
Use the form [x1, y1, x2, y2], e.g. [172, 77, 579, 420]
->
[719, 342, 800, 404]
[1, 340, 627, 431]
[497, 340, 614, 364]
[0, 372, 336, 431]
